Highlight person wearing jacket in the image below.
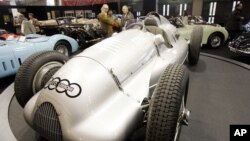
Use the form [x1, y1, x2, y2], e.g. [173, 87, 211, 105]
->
[98, 4, 116, 37]
[226, 3, 244, 40]
[18, 14, 36, 36]
[28, 13, 40, 33]
[121, 5, 134, 27]
[182, 10, 189, 25]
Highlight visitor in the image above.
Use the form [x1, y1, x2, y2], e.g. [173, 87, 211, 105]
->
[28, 13, 40, 33]
[226, 3, 244, 40]
[98, 4, 117, 37]
[18, 14, 36, 35]
[121, 5, 134, 27]
[182, 10, 189, 25]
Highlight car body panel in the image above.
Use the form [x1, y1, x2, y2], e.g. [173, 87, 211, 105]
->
[0, 34, 79, 78]
[24, 15, 190, 141]
[174, 18, 228, 45]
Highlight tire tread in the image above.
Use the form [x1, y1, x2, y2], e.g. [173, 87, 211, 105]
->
[146, 64, 189, 141]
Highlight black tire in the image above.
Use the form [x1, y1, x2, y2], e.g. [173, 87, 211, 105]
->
[14, 51, 68, 107]
[146, 64, 189, 141]
[208, 33, 224, 48]
[54, 41, 71, 56]
[188, 26, 203, 65]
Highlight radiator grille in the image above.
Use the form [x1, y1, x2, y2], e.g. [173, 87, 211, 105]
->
[33, 102, 63, 141]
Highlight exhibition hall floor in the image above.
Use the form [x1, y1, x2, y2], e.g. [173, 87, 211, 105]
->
[0, 53, 250, 141]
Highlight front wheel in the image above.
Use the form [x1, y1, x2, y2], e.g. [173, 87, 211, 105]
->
[146, 64, 190, 141]
[14, 51, 68, 107]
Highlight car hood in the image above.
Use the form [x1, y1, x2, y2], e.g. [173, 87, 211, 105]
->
[77, 29, 156, 83]
[0, 41, 12, 56]
[0, 40, 6, 46]
[24, 34, 50, 42]
[0, 40, 19, 47]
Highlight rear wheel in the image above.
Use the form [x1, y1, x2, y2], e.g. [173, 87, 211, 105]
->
[14, 51, 68, 107]
[54, 41, 70, 56]
[208, 33, 223, 48]
[146, 64, 190, 141]
[188, 26, 203, 65]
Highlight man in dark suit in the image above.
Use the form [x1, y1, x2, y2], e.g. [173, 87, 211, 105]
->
[226, 3, 244, 40]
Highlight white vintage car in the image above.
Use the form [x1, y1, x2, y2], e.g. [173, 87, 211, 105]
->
[173, 17, 228, 48]
[14, 13, 203, 141]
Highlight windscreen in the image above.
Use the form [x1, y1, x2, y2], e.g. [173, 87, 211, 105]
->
[124, 17, 145, 30]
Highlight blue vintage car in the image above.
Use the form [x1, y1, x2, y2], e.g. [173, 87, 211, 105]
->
[0, 34, 79, 78]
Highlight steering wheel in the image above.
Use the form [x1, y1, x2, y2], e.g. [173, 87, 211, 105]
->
[126, 23, 144, 30]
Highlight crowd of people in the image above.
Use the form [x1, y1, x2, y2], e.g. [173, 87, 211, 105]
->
[16, 4, 135, 37]
[98, 4, 134, 37]
[16, 2, 246, 40]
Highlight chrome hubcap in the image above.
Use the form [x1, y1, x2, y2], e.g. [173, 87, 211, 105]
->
[56, 45, 69, 56]
[211, 36, 221, 48]
[181, 108, 191, 126]
[32, 61, 63, 94]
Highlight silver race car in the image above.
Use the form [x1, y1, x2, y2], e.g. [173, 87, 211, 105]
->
[14, 13, 203, 141]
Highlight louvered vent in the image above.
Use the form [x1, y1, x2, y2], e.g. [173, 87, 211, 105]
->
[33, 102, 63, 141]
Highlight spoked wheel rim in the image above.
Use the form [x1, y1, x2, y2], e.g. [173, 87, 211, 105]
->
[32, 61, 63, 94]
[55, 44, 69, 56]
[174, 86, 190, 141]
[211, 36, 221, 48]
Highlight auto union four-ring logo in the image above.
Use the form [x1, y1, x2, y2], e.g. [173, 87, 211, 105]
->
[44, 77, 82, 98]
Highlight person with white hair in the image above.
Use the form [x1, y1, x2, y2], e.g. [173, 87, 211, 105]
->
[98, 4, 117, 37]
[121, 5, 134, 27]
[18, 14, 36, 35]
[28, 13, 40, 33]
